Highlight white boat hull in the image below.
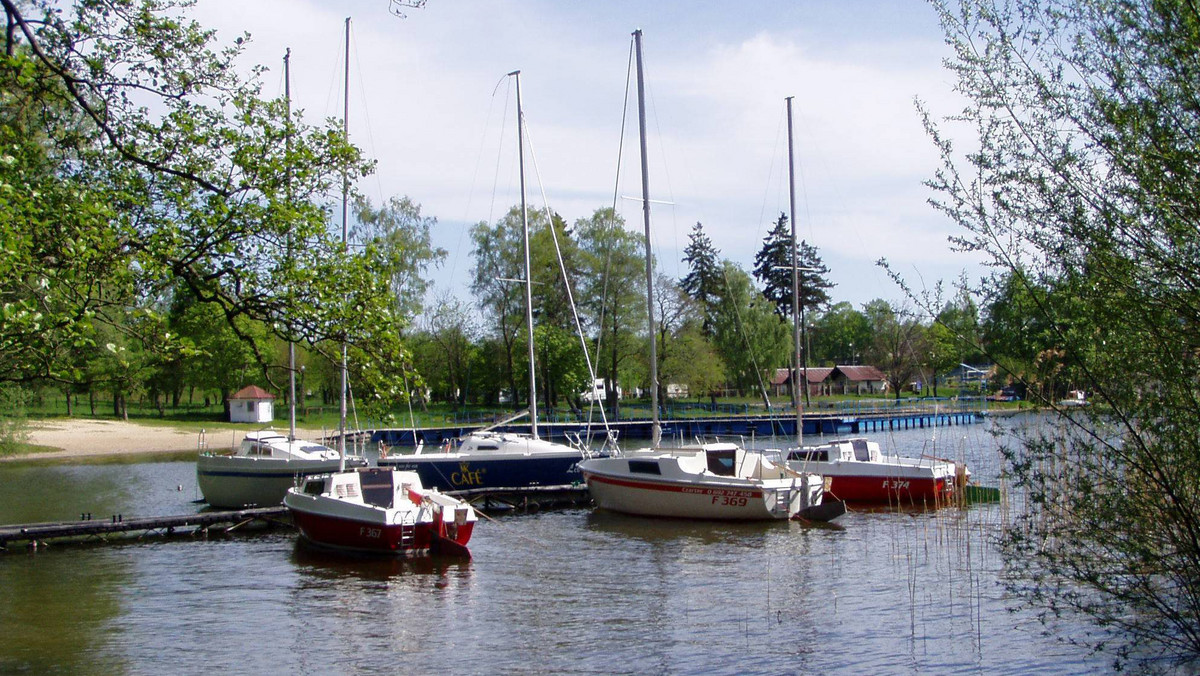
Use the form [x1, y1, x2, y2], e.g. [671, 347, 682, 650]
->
[579, 446, 826, 521]
[197, 455, 358, 508]
[584, 471, 817, 520]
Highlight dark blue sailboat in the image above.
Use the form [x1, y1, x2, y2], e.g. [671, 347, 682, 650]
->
[379, 70, 613, 498]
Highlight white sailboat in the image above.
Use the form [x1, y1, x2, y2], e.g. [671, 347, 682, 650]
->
[196, 48, 366, 509]
[578, 31, 834, 522]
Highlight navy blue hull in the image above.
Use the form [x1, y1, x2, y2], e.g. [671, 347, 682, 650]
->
[379, 454, 593, 493]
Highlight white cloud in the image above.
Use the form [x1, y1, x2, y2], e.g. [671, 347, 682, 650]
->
[191, 0, 982, 309]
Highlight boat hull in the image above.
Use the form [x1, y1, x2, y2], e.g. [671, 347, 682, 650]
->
[825, 472, 950, 505]
[284, 493, 474, 557]
[581, 470, 815, 521]
[197, 456, 356, 508]
[786, 439, 962, 505]
[379, 452, 590, 494]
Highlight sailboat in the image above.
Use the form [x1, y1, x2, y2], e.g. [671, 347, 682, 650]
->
[773, 96, 967, 506]
[196, 48, 367, 509]
[578, 31, 833, 522]
[375, 73, 612, 498]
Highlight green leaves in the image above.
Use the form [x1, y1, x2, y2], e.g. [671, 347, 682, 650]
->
[929, 0, 1200, 664]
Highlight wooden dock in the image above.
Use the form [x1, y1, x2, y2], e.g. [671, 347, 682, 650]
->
[0, 506, 290, 551]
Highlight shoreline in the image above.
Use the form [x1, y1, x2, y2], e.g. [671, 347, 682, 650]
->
[3, 419, 326, 463]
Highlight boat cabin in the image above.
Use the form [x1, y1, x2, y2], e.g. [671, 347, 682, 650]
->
[788, 438, 882, 464]
[302, 469, 417, 507]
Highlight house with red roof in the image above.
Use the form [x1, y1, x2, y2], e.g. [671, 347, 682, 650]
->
[228, 385, 275, 423]
[830, 365, 887, 395]
[769, 367, 837, 398]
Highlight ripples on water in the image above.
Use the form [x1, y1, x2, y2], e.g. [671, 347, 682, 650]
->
[0, 418, 1111, 674]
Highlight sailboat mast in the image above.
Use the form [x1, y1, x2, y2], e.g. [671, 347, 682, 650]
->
[285, 48, 297, 444]
[786, 96, 802, 447]
[511, 70, 539, 439]
[338, 17, 350, 469]
[633, 29, 660, 447]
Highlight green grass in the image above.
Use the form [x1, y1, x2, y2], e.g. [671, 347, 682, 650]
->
[0, 441, 62, 458]
[18, 386, 1008, 435]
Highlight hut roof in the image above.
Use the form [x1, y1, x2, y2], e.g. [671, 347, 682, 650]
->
[229, 385, 276, 400]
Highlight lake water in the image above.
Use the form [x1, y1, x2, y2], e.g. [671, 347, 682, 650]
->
[0, 415, 1112, 674]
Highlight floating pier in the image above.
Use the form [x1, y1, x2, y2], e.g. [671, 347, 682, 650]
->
[365, 408, 982, 448]
[0, 506, 289, 551]
[452, 485, 592, 513]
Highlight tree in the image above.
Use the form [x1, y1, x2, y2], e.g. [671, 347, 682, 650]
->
[711, 262, 789, 399]
[470, 205, 579, 411]
[862, 300, 923, 400]
[811, 302, 872, 366]
[352, 195, 446, 321]
[414, 293, 479, 408]
[752, 213, 833, 319]
[470, 207, 528, 409]
[1, 0, 411, 406]
[652, 273, 698, 404]
[172, 299, 260, 418]
[680, 222, 723, 333]
[924, 0, 1200, 665]
[575, 208, 644, 417]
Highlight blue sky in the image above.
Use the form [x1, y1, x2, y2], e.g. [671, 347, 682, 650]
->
[193, 0, 979, 314]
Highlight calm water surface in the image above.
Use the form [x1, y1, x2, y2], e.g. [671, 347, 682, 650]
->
[0, 416, 1112, 674]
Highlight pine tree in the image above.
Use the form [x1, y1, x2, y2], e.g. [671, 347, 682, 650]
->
[752, 213, 834, 318]
[680, 222, 723, 332]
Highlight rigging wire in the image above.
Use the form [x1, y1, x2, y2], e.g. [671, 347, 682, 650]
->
[348, 34, 387, 211]
[756, 107, 788, 237]
[719, 263, 775, 412]
[489, 75, 514, 231]
[444, 73, 509, 290]
[590, 36, 637, 427]
[520, 97, 614, 442]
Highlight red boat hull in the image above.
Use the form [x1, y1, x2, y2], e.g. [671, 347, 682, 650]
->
[825, 474, 952, 505]
[290, 508, 474, 557]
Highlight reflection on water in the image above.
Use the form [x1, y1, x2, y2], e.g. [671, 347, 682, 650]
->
[0, 417, 1113, 674]
[289, 539, 471, 583]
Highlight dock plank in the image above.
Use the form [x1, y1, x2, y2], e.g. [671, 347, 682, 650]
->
[0, 506, 289, 550]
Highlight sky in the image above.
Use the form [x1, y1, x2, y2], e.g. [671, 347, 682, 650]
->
[190, 0, 980, 315]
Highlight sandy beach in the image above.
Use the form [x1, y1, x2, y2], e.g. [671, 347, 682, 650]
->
[6, 419, 324, 462]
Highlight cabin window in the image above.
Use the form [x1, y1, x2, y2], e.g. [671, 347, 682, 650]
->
[628, 460, 661, 475]
[789, 449, 828, 463]
[357, 468, 395, 508]
[852, 439, 871, 461]
[304, 479, 326, 495]
[477, 445, 500, 451]
[706, 449, 736, 476]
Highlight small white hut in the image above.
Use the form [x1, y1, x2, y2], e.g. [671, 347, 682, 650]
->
[228, 385, 275, 423]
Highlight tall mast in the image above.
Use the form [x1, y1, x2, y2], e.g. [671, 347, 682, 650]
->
[338, 17, 350, 469]
[633, 29, 660, 447]
[787, 96, 802, 447]
[285, 48, 297, 444]
[510, 70, 538, 439]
